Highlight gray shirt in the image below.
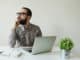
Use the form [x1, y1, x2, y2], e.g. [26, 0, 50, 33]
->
[10, 23, 42, 48]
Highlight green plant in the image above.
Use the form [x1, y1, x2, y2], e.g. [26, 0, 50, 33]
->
[59, 37, 74, 51]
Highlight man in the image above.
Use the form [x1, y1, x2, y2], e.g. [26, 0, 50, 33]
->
[10, 7, 42, 48]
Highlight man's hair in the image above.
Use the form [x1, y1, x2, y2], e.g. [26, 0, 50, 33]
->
[22, 7, 32, 17]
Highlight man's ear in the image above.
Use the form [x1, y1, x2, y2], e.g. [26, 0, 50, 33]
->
[27, 16, 31, 21]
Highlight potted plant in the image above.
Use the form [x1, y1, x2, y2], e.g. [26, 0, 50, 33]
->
[59, 37, 74, 59]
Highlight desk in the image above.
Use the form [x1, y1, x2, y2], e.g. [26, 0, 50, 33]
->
[0, 47, 80, 60]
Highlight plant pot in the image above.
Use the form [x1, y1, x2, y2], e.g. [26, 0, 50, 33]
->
[61, 49, 71, 60]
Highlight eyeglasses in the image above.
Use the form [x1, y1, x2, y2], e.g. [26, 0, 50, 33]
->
[16, 12, 27, 15]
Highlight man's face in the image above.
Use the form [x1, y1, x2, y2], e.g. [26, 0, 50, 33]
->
[17, 9, 28, 24]
[17, 8, 28, 21]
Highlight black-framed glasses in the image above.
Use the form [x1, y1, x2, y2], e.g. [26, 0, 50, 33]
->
[16, 12, 27, 15]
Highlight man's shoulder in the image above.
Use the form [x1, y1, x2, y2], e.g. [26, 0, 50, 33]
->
[30, 23, 40, 29]
[30, 23, 42, 36]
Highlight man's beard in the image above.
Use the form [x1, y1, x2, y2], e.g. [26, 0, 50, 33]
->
[19, 19, 27, 25]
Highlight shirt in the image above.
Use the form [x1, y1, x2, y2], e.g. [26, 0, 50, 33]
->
[10, 23, 42, 48]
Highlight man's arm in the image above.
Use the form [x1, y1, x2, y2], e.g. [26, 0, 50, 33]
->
[15, 25, 27, 46]
[9, 29, 18, 48]
[36, 26, 42, 37]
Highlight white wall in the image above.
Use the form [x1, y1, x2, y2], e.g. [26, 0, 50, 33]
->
[56, 0, 80, 55]
[0, 0, 56, 46]
[0, 0, 80, 55]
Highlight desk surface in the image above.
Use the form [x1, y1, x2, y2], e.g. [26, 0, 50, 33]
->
[0, 47, 80, 60]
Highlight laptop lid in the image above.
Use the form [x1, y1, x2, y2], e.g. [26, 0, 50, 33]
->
[32, 36, 56, 55]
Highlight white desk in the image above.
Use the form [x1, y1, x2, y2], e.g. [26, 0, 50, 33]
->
[0, 47, 80, 60]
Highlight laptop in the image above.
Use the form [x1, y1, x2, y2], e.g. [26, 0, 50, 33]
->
[21, 36, 56, 55]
